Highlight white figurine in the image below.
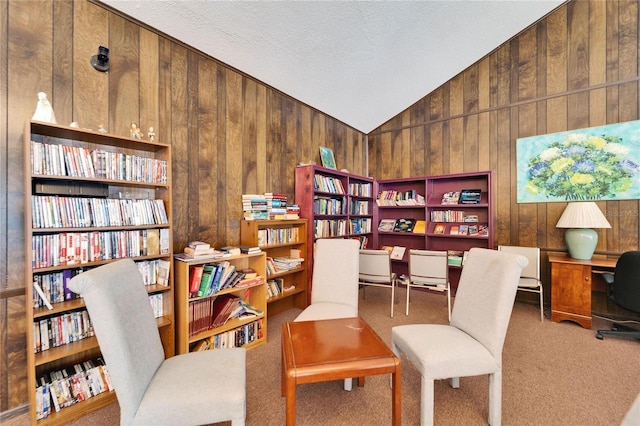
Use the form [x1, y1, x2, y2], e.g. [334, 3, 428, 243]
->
[32, 92, 57, 124]
[147, 127, 156, 143]
[130, 122, 144, 140]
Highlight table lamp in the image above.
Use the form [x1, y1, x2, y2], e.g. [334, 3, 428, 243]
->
[556, 202, 611, 260]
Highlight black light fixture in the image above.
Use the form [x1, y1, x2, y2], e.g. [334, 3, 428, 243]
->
[91, 46, 109, 72]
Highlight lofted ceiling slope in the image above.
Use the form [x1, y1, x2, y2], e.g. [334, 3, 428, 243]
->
[101, 0, 565, 133]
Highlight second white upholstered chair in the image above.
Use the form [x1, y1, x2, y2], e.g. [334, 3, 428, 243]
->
[392, 247, 527, 425]
[294, 238, 361, 390]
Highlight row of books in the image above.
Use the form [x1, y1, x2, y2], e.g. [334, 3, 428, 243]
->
[266, 277, 295, 299]
[33, 310, 93, 353]
[266, 256, 304, 275]
[31, 229, 170, 269]
[433, 224, 489, 236]
[376, 189, 426, 206]
[148, 293, 164, 319]
[188, 262, 263, 298]
[256, 226, 301, 246]
[313, 174, 345, 194]
[313, 218, 348, 238]
[313, 195, 345, 215]
[32, 259, 169, 310]
[31, 141, 168, 184]
[349, 218, 372, 234]
[35, 358, 113, 420]
[188, 294, 263, 336]
[350, 199, 370, 215]
[348, 181, 372, 197]
[31, 195, 168, 229]
[378, 218, 426, 233]
[430, 210, 478, 223]
[441, 189, 482, 205]
[191, 319, 264, 351]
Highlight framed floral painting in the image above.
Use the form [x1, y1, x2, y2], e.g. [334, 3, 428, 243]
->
[516, 120, 640, 203]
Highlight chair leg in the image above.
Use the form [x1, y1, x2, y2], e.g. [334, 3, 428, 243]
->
[406, 284, 411, 315]
[390, 280, 395, 318]
[488, 371, 502, 426]
[344, 378, 352, 391]
[420, 376, 435, 426]
[538, 289, 544, 322]
[446, 286, 452, 322]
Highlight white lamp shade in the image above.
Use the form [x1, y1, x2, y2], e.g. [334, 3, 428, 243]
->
[556, 202, 611, 229]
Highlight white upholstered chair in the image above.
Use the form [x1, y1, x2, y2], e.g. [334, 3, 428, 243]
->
[358, 249, 397, 317]
[406, 249, 451, 321]
[68, 259, 246, 425]
[295, 238, 360, 390]
[391, 247, 527, 426]
[498, 245, 544, 322]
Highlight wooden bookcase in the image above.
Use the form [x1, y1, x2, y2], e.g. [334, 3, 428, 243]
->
[376, 177, 429, 277]
[240, 219, 308, 316]
[424, 171, 494, 288]
[373, 171, 494, 289]
[173, 252, 267, 355]
[294, 165, 376, 293]
[24, 120, 174, 425]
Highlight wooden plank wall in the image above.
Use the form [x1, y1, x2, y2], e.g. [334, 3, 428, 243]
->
[0, 0, 366, 412]
[369, 1, 639, 260]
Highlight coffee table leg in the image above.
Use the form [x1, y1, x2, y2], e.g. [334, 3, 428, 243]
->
[392, 359, 401, 425]
[285, 376, 296, 426]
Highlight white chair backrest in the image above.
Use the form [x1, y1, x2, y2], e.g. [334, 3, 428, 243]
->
[498, 245, 540, 280]
[359, 249, 393, 283]
[311, 238, 360, 307]
[450, 248, 528, 361]
[409, 249, 448, 286]
[68, 259, 165, 425]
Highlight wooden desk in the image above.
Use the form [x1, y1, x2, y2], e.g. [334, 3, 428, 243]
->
[281, 317, 401, 426]
[549, 254, 617, 329]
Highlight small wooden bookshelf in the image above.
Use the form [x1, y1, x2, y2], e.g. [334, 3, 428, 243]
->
[173, 252, 267, 354]
[241, 219, 308, 316]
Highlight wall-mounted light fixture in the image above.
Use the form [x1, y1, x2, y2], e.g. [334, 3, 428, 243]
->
[91, 46, 109, 72]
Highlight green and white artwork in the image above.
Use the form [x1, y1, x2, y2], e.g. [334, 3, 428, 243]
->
[517, 120, 640, 203]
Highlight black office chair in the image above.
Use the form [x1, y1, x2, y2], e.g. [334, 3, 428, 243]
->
[596, 251, 640, 341]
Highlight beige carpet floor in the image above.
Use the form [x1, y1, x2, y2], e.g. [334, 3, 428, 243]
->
[5, 285, 640, 425]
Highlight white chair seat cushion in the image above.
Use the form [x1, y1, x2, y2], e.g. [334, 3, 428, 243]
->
[294, 302, 357, 322]
[133, 348, 246, 425]
[392, 324, 499, 380]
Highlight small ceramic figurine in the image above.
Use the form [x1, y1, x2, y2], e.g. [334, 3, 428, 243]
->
[69, 122, 80, 128]
[32, 92, 57, 124]
[98, 124, 107, 134]
[147, 127, 156, 143]
[130, 121, 143, 139]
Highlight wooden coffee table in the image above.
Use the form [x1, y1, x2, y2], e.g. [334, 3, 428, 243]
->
[281, 316, 401, 425]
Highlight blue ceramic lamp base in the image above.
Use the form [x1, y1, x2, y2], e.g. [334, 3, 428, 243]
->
[564, 228, 598, 260]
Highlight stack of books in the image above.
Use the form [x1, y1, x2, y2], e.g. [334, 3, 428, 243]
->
[242, 194, 269, 220]
[176, 241, 230, 262]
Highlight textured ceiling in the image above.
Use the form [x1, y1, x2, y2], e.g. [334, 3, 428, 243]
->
[101, 0, 565, 133]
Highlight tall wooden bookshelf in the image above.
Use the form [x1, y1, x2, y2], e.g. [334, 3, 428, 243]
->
[294, 165, 376, 294]
[240, 219, 308, 316]
[173, 252, 267, 355]
[25, 120, 174, 425]
[376, 171, 494, 289]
